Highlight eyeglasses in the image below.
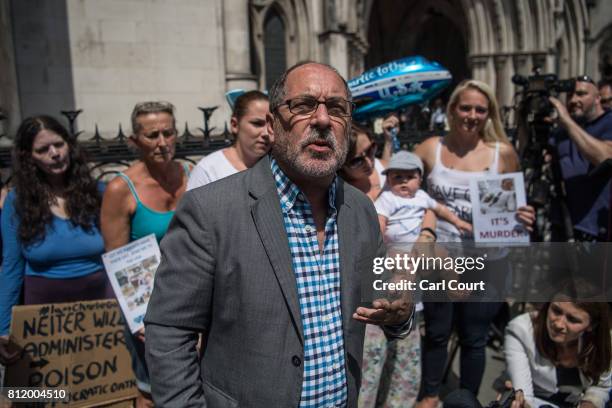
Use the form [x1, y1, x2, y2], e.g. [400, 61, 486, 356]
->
[575, 75, 595, 85]
[276, 96, 355, 118]
[346, 143, 377, 169]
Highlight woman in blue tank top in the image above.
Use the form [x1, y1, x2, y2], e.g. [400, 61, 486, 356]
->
[101, 101, 191, 407]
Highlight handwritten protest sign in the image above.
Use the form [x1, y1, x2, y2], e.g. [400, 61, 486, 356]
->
[102, 234, 160, 333]
[6, 300, 138, 407]
[470, 172, 530, 244]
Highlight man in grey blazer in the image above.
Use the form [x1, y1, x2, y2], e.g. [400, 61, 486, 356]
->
[145, 61, 413, 407]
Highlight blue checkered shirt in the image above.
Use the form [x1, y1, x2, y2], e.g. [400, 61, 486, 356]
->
[271, 157, 348, 408]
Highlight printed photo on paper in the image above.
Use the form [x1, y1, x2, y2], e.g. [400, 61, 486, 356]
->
[102, 234, 160, 333]
[470, 172, 529, 244]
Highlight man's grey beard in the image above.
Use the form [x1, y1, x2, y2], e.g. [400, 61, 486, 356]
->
[272, 123, 348, 178]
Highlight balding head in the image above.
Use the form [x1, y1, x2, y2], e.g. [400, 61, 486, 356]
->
[267, 61, 352, 181]
[568, 80, 604, 122]
[269, 61, 351, 113]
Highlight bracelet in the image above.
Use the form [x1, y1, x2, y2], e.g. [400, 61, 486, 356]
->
[419, 234, 435, 242]
[420, 227, 437, 241]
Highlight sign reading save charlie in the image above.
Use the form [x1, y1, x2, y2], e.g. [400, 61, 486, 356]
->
[348, 56, 452, 120]
[6, 300, 138, 407]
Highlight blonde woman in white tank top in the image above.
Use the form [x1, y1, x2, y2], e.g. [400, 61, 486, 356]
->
[414, 80, 535, 241]
[408, 80, 535, 408]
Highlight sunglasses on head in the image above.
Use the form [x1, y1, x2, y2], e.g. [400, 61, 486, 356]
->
[346, 143, 377, 169]
[575, 75, 595, 85]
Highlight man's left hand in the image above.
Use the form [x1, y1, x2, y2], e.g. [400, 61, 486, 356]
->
[352, 298, 412, 326]
[549, 96, 573, 127]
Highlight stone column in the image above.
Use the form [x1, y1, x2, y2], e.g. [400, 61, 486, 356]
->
[494, 55, 514, 109]
[0, 0, 21, 135]
[321, 31, 350, 78]
[223, 0, 258, 91]
[471, 55, 495, 86]
[513, 54, 530, 77]
[318, 0, 351, 78]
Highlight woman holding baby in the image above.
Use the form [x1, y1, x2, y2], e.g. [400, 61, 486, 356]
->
[402, 79, 536, 408]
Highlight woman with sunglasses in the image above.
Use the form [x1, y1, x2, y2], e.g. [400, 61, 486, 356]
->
[339, 123, 433, 408]
[338, 122, 388, 200]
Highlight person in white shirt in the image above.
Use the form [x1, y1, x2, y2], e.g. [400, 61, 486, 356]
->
[504, 299, 610, 408]
[429, 98, 447, 132]
[187, 91, 271, 190]
[356, 151, 470, 408]
[444, 295, 610, 408]
[376, 151, 472, 243]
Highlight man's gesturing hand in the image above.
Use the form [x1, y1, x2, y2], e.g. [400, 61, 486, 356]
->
[352, 298, 412, 326]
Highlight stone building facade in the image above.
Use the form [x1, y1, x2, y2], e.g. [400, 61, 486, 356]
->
[1, 0, 611, 135]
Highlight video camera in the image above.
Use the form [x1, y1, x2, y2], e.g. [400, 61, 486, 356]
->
[486, 388, 516, 408]
[512, 69, 575, 124]
[511, 68, 577, 241]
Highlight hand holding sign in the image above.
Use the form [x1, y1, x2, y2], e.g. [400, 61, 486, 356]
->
[470, 172, 530, 244]
[515, 205, 536, 232]
[0, 334, 20, 365]
[135, 327, 145, 343]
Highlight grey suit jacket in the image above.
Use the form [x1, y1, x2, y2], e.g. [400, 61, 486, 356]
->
[144, 155, 388, 407]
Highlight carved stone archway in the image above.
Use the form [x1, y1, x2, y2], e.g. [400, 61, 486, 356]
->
[360, 0, 589, 109]
[250, 0, 313, 89]
[362, 0, 469, 104]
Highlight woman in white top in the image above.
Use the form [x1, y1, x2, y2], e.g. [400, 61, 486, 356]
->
[408, 79, 535, 408]
[187, 91, 271, 190]
[505, 299, 610, 408]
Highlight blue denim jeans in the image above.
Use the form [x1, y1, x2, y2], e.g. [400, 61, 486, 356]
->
[123, 324, 151, 394]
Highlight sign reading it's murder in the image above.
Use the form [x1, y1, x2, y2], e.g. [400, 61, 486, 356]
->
[469, 172, 530, 244]
[6, 299, 138, 407]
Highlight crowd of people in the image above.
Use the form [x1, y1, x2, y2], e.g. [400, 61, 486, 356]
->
[0, 61, 610, 408]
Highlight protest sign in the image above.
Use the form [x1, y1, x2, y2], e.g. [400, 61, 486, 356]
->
[102, 234, 160, 333]
[5, 299, 138, 407]
[470, 172, 530, 244]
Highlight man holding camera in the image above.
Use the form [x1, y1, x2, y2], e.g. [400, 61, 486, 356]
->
[548, 76, 612, 241]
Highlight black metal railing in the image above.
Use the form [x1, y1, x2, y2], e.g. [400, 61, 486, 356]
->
[0, 107, 232, 170]
[0, 108, 439, 172]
